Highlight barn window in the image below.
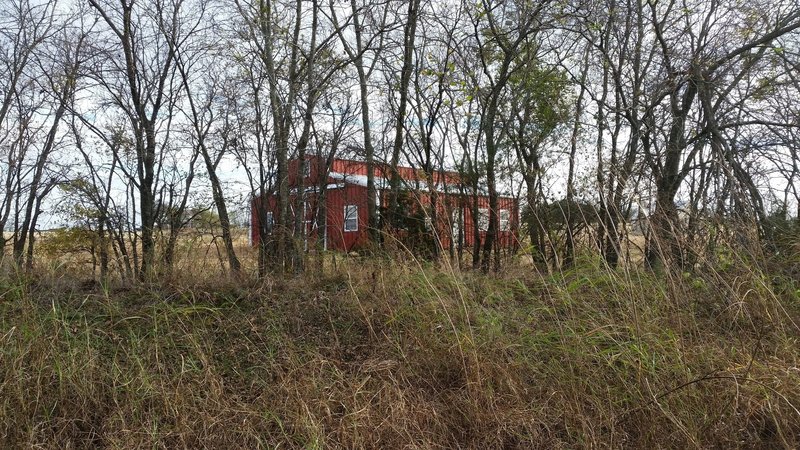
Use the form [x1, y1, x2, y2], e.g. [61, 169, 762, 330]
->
[344, 205, 358, 232]
[265, 212, 274, 234]
[478, 208, 489, 231]
[499, 209, 510, 231]
[303, 160, 311, 178]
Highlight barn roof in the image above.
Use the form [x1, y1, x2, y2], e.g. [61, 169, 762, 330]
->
[328, 172, 389, 189]
[328, 171, 513, 197]
[328, 171, 467, 193]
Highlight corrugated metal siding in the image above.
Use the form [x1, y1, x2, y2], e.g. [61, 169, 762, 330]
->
[253, 156, 521, 253]
[254, 188, 520, 253]
[250, 195, 277, 247]
[325, 184, 369, 252]
[444, 195, 520, 251]
[254, 190, 520, 253]
[251, 193, 320, 248]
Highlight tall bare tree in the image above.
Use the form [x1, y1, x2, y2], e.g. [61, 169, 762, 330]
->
[87, 0, 190, 278]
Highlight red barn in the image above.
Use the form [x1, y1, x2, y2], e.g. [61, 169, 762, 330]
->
[251, 157, 520, 253]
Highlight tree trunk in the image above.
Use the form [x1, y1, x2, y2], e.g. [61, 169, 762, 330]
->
[139, 131, 157, 279]
[349, 0, 379, 244]
[388, 0, 420, 223]
[13, 98, 68, 267]
[199, 140, 242, 274]
[565, 48, 590, 267]
[646, 83, 696, 270]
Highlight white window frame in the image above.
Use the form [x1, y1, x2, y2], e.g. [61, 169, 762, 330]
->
[344, 205, 358, 232]
[478, 208, 489, 232]
[499, 209, 510, 231]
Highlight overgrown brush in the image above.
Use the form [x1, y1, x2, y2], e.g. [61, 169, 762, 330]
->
[1, 259, 799, 448]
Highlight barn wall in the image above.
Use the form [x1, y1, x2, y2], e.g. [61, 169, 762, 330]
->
[254, 155, 522, 253]
[287, 157, 321, 188]
[325, 184, 369, 252]
[375, 189, 520, 252]
[250, 196, 278, 247]
[251, 193, 321, 248]
[253, 190, 520, 253]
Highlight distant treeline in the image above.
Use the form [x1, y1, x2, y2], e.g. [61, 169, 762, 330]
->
[1, 0, 799, 279]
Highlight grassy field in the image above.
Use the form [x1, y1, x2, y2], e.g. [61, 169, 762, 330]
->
[1, 254, 799, 448]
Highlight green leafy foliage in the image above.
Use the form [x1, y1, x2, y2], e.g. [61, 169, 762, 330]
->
[38, 227, 99, 260]
[380, 191, 436, 258]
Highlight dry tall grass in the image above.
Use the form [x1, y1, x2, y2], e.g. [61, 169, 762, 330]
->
[1, 252, 799, 448]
